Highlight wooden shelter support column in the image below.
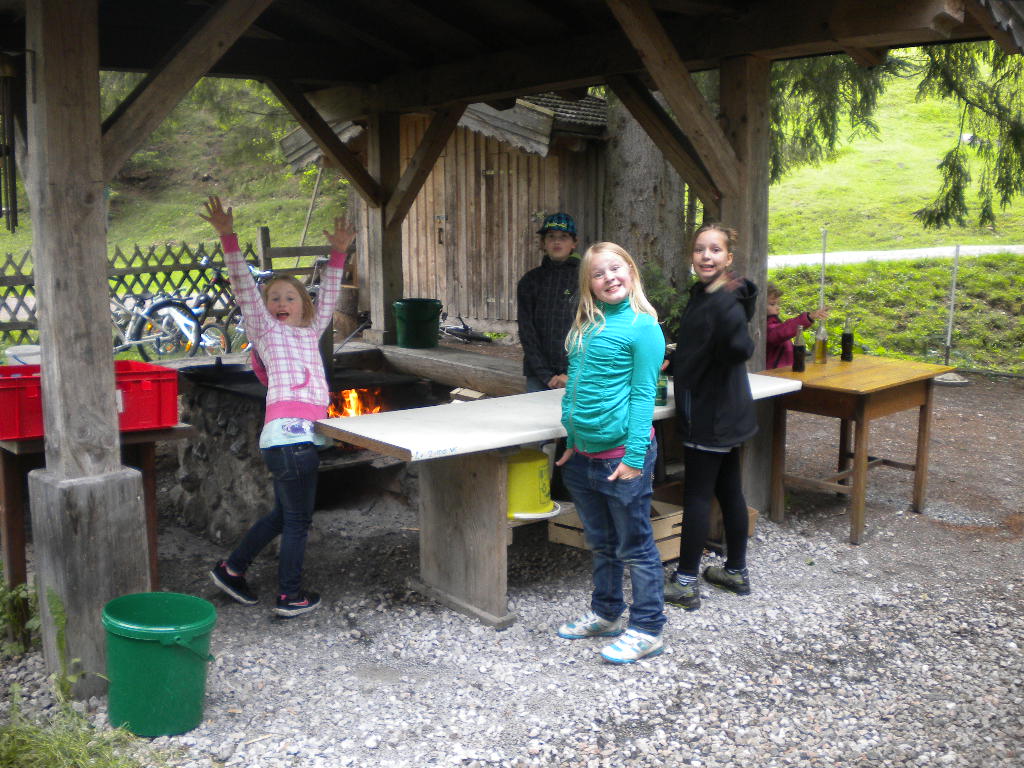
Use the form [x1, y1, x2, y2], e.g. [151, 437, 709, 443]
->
[25, 0, 149, 699]
[363, 113, 403, 346]
[718, 54, 773, 514]
[606, 0, 740, 199]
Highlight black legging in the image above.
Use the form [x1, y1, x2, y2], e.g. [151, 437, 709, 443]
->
[676, 445, 748, 577]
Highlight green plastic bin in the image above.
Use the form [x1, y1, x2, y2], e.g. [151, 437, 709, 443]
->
[102, 592, 217, 737]
[393, 298, 442, 349]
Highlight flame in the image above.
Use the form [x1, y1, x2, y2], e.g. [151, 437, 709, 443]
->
[328, 387, 384, 418]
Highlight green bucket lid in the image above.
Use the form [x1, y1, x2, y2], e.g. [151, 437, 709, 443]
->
[102, 592, 216, 641]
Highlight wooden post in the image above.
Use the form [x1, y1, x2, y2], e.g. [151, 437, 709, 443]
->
[25, 0, 149, 699]
[362, 112, 403, 346]
[718, 55, 772, 514]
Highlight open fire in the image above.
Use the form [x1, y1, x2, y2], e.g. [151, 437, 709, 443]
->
[328, 387, 385, 418]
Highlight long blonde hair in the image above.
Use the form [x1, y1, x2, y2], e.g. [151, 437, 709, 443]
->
[566, 242, 658, 351]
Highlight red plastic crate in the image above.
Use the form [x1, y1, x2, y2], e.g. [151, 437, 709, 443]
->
[0, 360, 178, 440]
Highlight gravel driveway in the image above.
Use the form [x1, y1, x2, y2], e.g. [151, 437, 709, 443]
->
[2, 373, 1022, 768]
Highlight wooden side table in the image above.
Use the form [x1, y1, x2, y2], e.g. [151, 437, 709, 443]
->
[0, 424, 194, 596]
[760, 357, 953, 544]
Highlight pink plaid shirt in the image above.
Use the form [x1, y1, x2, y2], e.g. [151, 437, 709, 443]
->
[221, 234, 345, 424]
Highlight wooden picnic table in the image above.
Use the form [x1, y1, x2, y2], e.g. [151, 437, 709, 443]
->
[0, 424, 195, 594]
[759, 356, 954, 544]
[316, 374, 800, 627]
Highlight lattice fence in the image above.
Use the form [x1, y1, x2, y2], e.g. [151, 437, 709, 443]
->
[0, 241, 263, 345]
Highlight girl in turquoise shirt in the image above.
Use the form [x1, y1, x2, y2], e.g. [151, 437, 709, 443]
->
[555, 242, 667, 664]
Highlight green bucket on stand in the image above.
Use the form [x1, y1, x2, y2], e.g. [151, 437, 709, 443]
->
[392, 298, 442, 349]
[102, 592, 217, 737]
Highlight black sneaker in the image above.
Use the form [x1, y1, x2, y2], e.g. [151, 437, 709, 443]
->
[210, 561, 258, 606]
[664, 577, 701, 611]
[274, 590, 321, 618]
[703, 565, 751, 595]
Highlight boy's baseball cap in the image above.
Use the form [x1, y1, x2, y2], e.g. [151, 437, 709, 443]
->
[537, 212, 577, 237]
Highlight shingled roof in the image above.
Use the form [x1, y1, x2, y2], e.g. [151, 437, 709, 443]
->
[521, 93, 608, 131]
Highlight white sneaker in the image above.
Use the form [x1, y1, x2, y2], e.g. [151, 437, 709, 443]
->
[600, 628, 665, 663]
[557, 610, 627, 639]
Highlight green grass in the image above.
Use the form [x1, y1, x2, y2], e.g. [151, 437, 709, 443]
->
[768, 253, 1024, 373]
[768, 76, 1024, 253]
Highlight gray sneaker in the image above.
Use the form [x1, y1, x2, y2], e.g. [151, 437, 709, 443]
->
[557, 610, 627, 639]
[703, 565, 751, 595]
[664, 577, 701, 610]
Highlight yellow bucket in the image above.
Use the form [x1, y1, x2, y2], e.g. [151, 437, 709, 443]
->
[506, 449, 554, 519]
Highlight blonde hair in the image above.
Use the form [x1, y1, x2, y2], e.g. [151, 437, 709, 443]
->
[261, 275, 316, 327]
[566, 242, 658, 351]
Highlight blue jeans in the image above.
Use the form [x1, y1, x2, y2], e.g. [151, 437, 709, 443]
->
[561, 443, 665, 635]
[227, 442, 320, 596]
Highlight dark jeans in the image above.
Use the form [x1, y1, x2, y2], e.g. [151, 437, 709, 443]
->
[227, 442, 320, 596]
[525, 375, 548, 393]
[561, 443, 666, 635]
[676, 445, 748, 577]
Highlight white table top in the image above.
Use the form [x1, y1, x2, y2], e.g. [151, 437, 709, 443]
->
[316, 373, 801, 462]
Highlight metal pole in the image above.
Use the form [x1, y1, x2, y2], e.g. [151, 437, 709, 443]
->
[819, 228, 827, 311]
[296, 162, 324, 264]
[944, 244, 960, 365]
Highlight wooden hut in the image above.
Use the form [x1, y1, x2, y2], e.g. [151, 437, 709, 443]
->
[1, 0, 1020, 696]
[282, 94, 609, 336]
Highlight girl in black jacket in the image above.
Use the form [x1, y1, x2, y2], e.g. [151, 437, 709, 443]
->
[665, 223, 757, 611]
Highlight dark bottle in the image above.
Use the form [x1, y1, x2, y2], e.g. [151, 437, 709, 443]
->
[655, 374, 668, 406]
[792, 331, 806, 372]
[840, 317, 854, 362]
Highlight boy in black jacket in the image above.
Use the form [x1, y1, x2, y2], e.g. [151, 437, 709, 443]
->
[517, 213, 580, 392]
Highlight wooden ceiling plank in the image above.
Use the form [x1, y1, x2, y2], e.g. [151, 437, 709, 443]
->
[605, 0, 739, 198]
[385, 104, 467, 228]
[964, 0, 1019, 53]
[268, 79, 385, 207]
[606, 74, 719, 205]
[100, 0, 273, 182]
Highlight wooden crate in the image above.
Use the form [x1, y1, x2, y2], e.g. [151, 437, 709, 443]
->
[548, 500, 684, 563]
[548, 490, 757, 562]
[653, 481, 758, 550]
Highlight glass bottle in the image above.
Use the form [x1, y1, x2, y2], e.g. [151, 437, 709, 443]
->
[813, 320, 828, 364]
[840, 317, 854, 362]
[792, 330, 806, 372]
[655, 373, 668, 405]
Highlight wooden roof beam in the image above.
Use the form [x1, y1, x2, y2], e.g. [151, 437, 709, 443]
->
[100, 0, 273, 182]
[606, 74, 719, 207]
[605, 0, 739, 199]
[385, 103, 466, 228]
[841, 45, 890, 68]
[267, 80, 384, 208]
[965, 0, 1021, 53]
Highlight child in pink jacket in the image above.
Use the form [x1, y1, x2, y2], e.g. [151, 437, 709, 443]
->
[202, 195, 353, 618]
[765, 282, 829, 369]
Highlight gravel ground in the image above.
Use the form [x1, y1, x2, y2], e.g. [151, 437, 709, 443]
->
[2, 373, 1022, 768]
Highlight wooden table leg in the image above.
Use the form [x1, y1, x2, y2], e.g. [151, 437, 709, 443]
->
[412, 451, 515, 628]
[769, 400, 787, 522]
[849, 403, 869, 545]
[122, 443, 159, 590]
[1, 449, 34, 646]
[838, 418, 852, 491]
[911, 379, 935, 513]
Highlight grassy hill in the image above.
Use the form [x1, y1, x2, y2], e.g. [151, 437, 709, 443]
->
[767, 75, 1024, 254]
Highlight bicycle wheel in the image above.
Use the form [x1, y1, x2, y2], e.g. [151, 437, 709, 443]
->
[199, 322, 230, 356]
[224, 305, 250, 352]
[129, 298, 201, 362]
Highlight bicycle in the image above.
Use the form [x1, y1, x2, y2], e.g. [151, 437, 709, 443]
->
[111, 292, 198, 362]
[126, 295, 202, 362]
[439, 312, 492, 343]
